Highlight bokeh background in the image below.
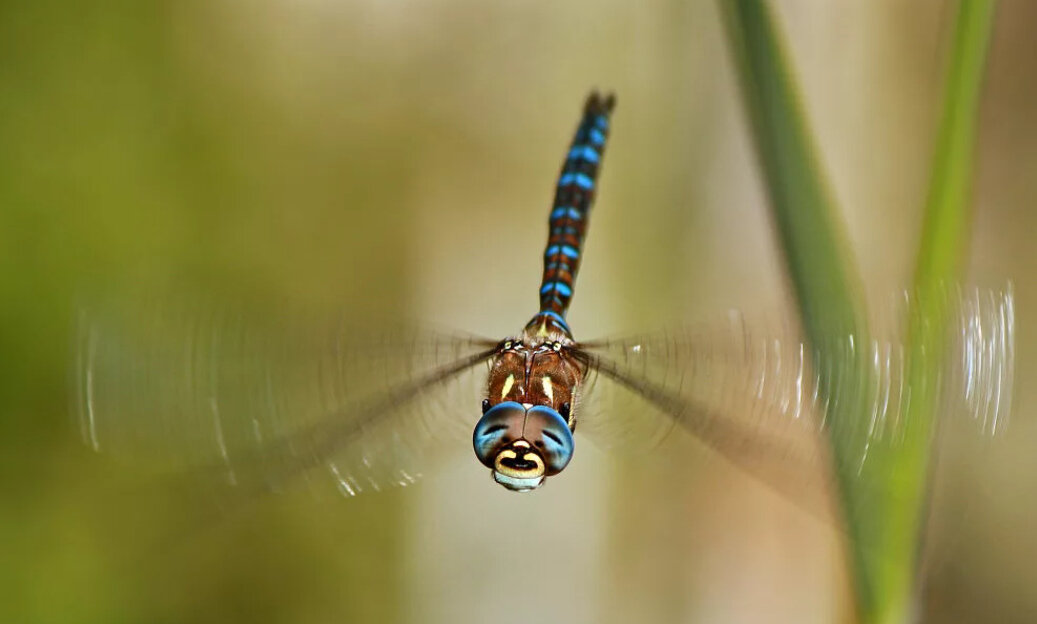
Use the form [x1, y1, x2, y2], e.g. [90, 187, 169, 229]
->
[1, 1, 1034, 622]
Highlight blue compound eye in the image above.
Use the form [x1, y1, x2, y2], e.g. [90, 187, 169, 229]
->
[523, 406, 574, 476]
[473, 402, 525, 469]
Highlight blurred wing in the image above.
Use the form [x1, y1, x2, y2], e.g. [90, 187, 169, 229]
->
[573, 286, 1016, 520]
[73, 299, 497, 499]
[574, 312, 835, 519]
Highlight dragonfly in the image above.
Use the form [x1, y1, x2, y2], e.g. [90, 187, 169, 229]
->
[75, 92, 1015, 509]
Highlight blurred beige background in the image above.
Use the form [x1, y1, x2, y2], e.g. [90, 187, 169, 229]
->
[1, 1, 1033, 622]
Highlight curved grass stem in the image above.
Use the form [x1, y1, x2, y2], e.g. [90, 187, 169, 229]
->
[720, 1, 996, 622]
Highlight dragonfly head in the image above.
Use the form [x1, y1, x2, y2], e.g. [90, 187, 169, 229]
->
[472, 400, 574, 492]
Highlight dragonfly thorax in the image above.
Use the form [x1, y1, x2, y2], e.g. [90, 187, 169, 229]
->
[472, 335, 586, 492]
[486, 335, 582, 415]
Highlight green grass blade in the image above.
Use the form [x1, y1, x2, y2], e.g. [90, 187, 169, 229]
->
[720, 2, 997, 623]
[719, 2, 864, 343]
[861, 3, 996, 623]
[890, 0, 997, 620]
[720, 0, 876, 620]
[915, 0, 995, 289]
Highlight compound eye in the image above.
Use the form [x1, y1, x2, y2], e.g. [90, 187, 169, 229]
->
[523, 406, 575, 476]
[472, 402, 525, 469]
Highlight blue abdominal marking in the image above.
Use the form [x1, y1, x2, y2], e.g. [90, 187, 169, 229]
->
[557, 173, 594, 190]
[552, 206, 586, 221]
[567, 145, 600, 163]
[539, 282, 572, 297]
[544, 245, 580, 260]
[539, 310, 570, 331]
[541, 245, 578, 261]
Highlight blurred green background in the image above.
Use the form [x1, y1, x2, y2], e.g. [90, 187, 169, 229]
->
[1, 1, 1034, 622]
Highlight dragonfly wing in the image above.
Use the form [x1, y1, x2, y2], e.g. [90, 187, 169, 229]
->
[576, 312, 821, 452]
[574, 313, 836, 519]
[74, 298, 497, 499]
[574, 286, 1016, 520]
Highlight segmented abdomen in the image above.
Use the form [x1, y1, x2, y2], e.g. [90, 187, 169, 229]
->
[533, 92, 615, 333]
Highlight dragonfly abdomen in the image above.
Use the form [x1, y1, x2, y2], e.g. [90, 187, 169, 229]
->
[532, 92, 615, 334]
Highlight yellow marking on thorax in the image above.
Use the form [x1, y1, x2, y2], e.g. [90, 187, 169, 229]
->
[541, 375, 554, 403]
[537, 321, 549, 337]
[500, 373, 515, 399]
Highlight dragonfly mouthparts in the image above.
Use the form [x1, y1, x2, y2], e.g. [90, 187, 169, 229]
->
[493, 473, 545, 492]
[492, 442, 547, 492]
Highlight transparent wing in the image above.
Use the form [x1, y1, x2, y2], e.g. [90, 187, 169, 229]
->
[577, 310, 819, 454]
[575, 311, 835, 519]
[73, 297, 497, 499]
[573, 286, 1016, 520]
